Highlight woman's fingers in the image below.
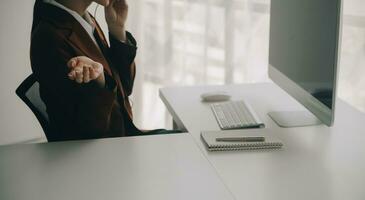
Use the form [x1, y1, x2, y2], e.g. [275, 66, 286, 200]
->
[93, 62, 103, 74]
[67, 57, 80, 68]
[83, 66, 90, 83]
[68, 70, 76, 80]
[113, 0, 128, 14]
[67, 56, 104, 84]
[105, 0, 115, 12]
[68, 67, 91, 83]
[89, 68, 97, 80]
[75, 67, 83, 83]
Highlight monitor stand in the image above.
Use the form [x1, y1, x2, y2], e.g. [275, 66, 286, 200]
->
[268, 111, 322, 128]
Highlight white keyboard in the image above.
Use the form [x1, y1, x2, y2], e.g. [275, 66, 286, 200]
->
[211, 100, 265, 130]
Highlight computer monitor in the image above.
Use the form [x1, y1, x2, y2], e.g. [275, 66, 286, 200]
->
[268, 0, 343, 127]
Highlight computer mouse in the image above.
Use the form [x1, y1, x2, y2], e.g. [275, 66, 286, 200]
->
[201, 91, 231, 102]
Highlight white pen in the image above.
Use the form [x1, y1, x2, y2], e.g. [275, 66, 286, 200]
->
[216, 136, 265, 142]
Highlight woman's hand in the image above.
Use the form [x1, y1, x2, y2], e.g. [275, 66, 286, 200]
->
[105, 0, 128, 42]
[67, 56, 105, 87]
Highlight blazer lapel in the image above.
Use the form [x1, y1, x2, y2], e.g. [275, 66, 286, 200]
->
[92, 20, 128, 100]
[35, 2, 113, 77]
[67, 26, 113, 77]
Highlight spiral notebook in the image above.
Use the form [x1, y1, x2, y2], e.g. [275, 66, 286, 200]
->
[201, 130, 283, 151]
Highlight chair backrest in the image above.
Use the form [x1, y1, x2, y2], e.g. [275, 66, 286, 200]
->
[16, 74, 50, 140]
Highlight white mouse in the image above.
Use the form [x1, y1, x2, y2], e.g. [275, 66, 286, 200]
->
[201, 91, 231, 102]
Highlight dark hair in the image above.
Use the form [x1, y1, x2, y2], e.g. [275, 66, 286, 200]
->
[32, 0, 43, 33]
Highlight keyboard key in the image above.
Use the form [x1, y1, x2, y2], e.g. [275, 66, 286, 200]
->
[211, 100, 265, 130]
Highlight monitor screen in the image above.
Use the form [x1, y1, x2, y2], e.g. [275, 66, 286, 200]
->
[269, 0, 341, 109]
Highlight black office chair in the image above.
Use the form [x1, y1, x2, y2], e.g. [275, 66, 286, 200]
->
[16, 74, 182, 141]
[16, 74, 50, 141]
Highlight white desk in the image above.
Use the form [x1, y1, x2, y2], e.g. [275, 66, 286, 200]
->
[0, 134, 234, 200]
[160, 83, 365, 200]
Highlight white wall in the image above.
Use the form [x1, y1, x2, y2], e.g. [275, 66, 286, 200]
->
[0, 0, 44, 145]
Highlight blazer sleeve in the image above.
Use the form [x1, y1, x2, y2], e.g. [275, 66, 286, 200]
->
[31, 25, 119, 139]
[108, 31, 137, 96]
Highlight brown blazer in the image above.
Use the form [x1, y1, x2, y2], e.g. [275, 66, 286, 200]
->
[30, 1, 142, 141]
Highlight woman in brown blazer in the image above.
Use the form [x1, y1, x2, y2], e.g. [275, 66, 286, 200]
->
[31, 0, 174, 141]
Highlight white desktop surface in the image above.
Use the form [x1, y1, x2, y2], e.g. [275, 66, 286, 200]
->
[0, 134, 234, 200]
[160, 83, 365, 200]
